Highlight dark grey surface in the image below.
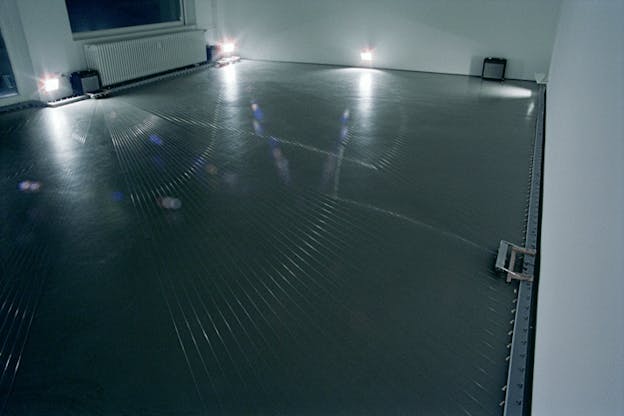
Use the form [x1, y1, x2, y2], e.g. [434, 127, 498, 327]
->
[0, 61, 538, 415]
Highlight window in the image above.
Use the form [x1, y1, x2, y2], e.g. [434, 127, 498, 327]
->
[0, 29, 18, 98]
[65, 0, 182, 34]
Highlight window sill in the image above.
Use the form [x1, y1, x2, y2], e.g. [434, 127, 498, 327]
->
[0, 90, 19, 99]
[72, 21, 197, 43]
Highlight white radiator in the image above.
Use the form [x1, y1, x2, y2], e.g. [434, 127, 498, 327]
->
[84, 30, 206, 87]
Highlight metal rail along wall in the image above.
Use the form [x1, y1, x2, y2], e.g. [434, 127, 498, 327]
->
[84, 30, 206, 87]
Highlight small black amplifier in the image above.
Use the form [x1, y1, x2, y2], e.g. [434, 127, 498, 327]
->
[482, 58, 507, 81]
[70, 70, 101, 95]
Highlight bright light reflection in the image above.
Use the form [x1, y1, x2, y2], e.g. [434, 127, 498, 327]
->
[502, 86, 533, 98]
[48, 109, 69, 141]
[222, 65, 238, 101]
[43, 109, 75, 165]
[223, 64, 237, 83]
[359, 72, 373, 96]
[357, 72, 374, 124]
[481, 84, 533, 99]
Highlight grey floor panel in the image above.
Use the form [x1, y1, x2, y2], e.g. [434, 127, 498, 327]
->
[0, 61, 538, 415]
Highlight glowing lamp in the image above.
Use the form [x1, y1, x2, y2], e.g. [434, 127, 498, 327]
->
[360, 49, 373, 62]
[222, 42, 236, 54]
[43, 77, 60, 92]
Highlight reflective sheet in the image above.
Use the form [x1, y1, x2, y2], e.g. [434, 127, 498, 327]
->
[0, 61, 538, 415]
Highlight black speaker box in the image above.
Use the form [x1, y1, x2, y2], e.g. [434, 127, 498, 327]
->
[70, 70, 101, 95]
[482, 58, 507, 81]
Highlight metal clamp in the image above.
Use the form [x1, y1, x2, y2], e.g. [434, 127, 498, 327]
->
[495, 240, 537, 283]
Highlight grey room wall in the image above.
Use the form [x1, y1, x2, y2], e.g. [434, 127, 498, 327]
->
[533, 0, 624, 415]
[16, 0, 87, 101]
[0, 0, 38, 106]
[195, 0, 218, 43]
[207, 0, 561, 80]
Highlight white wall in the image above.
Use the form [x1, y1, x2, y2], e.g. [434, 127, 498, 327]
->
[0, 0, 38, 106]
[533, 0, 624, 415]
[16, 0, 86, 101]
[2, 0, 558, 102]
[209, 0, 560, 80]
[195, 0, 218, 43]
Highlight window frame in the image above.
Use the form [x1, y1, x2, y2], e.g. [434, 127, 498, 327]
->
[0, 26, 19, 98]
[69, 0, 189, 41]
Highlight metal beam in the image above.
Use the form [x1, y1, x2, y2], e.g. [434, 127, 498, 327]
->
[503, 84, 545, 416]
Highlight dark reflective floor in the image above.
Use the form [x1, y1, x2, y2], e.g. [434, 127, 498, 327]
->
[0, 61, 537, 415]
